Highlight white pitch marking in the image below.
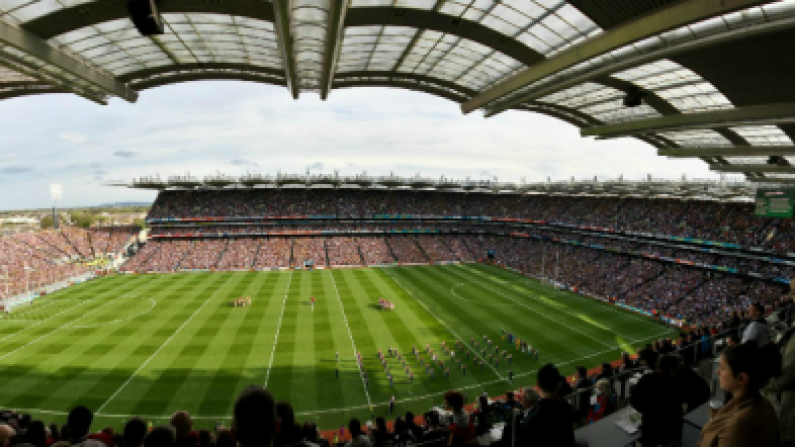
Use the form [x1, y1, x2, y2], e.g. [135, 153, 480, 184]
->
[445, 266, 617, 350]
[96, 274, 238, 414]
[263, 271, 293, 387]
[328, 270, 373, 408]
[381, 267, 510, 385]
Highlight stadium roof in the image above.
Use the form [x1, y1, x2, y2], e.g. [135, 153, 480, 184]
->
[108, 173, 762, 201]
[3, 1, 795, 182]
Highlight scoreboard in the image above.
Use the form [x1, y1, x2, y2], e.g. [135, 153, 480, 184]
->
[755, 189, 795, 218]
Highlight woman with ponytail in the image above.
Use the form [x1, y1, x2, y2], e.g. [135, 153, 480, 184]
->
[697, 342, 779, 447]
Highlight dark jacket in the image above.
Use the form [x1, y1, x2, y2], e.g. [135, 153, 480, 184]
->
[630, 372, 683, 446]
[520, 398, 574, 447]
[574, 378, 592, 417]
[673, 365, 711, 413]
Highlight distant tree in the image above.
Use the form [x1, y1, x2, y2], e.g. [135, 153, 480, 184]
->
[133, 218, 148, 230]
[40, 215, 54, 229]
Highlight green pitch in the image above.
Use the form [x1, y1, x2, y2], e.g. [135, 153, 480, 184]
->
[0, 264, 676, 430]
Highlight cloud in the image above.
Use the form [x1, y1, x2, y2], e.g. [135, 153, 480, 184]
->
[0, 166, 32, 174]
[59, 132, 87, 143]
[306, 162, 324, 171]
[113, 150, 138, 158]
[229, 158, 258, 167]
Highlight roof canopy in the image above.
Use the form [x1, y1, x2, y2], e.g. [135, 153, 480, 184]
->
[1, 0, 795, 181]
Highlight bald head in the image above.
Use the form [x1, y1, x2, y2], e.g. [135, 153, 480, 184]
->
[170, 411, 192, 438]
[0, 423, 15, 447]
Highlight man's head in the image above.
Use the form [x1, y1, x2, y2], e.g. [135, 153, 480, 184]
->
[747, 302, 764, 319]
[639, 348, 659, 370]
[576, 366, 587, 379]
[0, 423, 15, 447]
[348, 419, 362, 437]
[537, 364, 563, 396]
[521, 388, 540, 409]
[426, 411, 440, 428]
[123, 418, 148, 447]
[66, 406, 93, 441]
[170, 411, 192, 438]
[144, 426, 175, 447]
[405, 412, 415, 425]
[301, 422, 319, 442]
[233, 385, 277, 447]
[658, 355, 680, 375]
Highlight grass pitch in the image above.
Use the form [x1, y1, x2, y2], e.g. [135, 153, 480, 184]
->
[0, 264, 676, 430]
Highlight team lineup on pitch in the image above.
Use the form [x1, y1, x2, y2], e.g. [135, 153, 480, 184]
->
[0, 264, 676, 429]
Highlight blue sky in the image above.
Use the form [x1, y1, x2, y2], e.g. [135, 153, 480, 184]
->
[0, 81, 727, 211]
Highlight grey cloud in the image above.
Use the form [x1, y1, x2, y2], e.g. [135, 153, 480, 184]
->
[114, 150, 138, 158]
[88, 163, 102, 169]
[306, 162, 324, 171]
[229, 158, 258, 167]
[0, 166, 32, 174]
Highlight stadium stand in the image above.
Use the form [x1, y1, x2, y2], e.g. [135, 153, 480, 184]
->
[118, 188, 795, 329]
[0, 227, 136, 301]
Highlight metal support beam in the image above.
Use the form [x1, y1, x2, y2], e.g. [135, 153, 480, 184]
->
[582, 103, 795, 139]
[710, 164, 795, 174]
[273, 0, 299, 99]
[461, 0, 769, 115]
[319, 0, 349, 100]
[657, 146, 795, 158]
[660, 146, 795, 158]
[0, 18, 137, 103]
[750, 178, 795, 184]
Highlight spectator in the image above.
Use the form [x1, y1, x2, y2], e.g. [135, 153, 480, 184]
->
[573, 366, 592, 423]
[741, 302, 770, 346]
[123, 419, 147, 447]
[659, 355, 710, 413]
[765, 298, 795, 447]
[274, 403, 301, 447]
[143, 428, 175, 447]
[0, 424, 15, 447]
[587, 379, 616, 424]
[196, 431, 212, 447]
[420, 411, 448, 446]
[697, 342, 779, 447]
[49, 423, 60, 444]
[521, 364, 574, 447]
[344, 419, 370, 447]
[370, 418, 391, 447]
[169, 412, 197, 447]
[496, 389, 539, 447]
[404, 412, 424, 441]
[631, 352, 683, 446]
[214, 431, 235, 447]
[233, 385, 277, 447]
[444, 391, 472, 447]
[19, 422, 47, 447]
[56, 406, 105, 447]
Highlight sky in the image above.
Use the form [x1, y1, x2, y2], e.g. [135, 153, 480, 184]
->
[0, 81, 730, 211]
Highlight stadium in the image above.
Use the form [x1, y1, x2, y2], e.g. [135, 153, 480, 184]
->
[1, 1, 795, 447]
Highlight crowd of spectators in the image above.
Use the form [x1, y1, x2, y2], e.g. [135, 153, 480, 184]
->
[216, 238, 262, 270]
[147, 190, 795, 251]
[386, 237, 429, 264]
[0, 226, 136, 301]
[326, 237, 364, 266]
[358, 237, 396, 265]
[292, 238, 327, 268]
[254, 238, 292, 269]
[415, 236, 455, 263]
